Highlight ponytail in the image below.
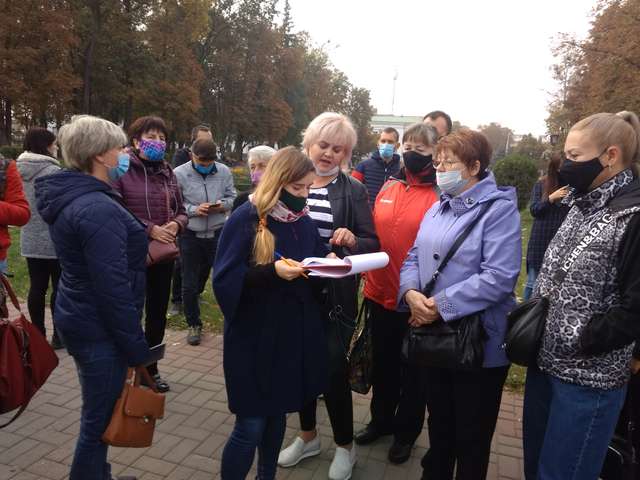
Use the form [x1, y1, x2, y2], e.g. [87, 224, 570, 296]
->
[617, 111, 640, 167]
[253, 213, 276, 265]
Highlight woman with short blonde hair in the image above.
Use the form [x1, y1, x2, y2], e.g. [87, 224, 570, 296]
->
[213, 146, 329, 479]
[35, 115, 150, 480]
[279, 112, 379, 480]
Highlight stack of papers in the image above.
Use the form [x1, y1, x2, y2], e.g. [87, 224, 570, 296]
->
[301, 252, 389, 278]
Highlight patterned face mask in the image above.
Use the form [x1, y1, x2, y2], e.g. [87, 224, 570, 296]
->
[138, 138, 166, 162]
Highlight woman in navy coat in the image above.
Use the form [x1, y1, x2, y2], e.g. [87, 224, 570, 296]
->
[35, 115, 150, 480]
[213, 146, 328, 479]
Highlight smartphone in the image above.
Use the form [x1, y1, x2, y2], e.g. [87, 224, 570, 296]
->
[208, 201, 222, 211]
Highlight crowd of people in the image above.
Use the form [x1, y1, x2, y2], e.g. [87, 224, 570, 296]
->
[2, 106, 640, 480]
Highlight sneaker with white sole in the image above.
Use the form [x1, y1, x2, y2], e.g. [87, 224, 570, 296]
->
[277, 436, 321, 467]
[329, 445, 357, 480]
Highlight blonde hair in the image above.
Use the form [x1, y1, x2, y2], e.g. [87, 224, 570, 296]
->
[58, 115, 127, 172]
[252, 146, 315, 264]
[571, 111, 640, 170]
[302, 112, 357, 165]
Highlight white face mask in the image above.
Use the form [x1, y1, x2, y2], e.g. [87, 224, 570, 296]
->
[436, 170, 469, 196]
[315, 165, 340, 177]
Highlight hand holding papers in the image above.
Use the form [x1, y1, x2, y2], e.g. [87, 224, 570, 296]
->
[301, 252, 390, 278]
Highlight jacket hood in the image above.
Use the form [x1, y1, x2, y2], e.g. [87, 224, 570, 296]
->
[35, 170, 115, 225]
[609, 177, 640, 212]
[16, 152, 60, 181]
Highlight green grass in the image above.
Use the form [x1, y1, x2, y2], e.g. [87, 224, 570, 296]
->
[505, 208, 533, 392]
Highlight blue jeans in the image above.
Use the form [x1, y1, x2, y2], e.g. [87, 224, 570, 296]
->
[221, 414, 287, 480]
[523, 365, 626, 480]
[523, 266, 538, 301]
[69, 341, 128, 480]
[179, 230, 219, 327]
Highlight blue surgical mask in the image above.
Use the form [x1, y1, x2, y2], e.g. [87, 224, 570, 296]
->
[436, 170, 469, 196]
[193, 161, 215, 175]
[108, 153, 130, 181]
[378, 143, 394, 158]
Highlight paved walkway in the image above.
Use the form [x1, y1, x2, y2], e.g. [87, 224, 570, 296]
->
[0, 319, 525, 479]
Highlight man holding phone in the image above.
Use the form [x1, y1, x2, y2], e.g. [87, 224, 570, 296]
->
[174, 138, 236, 345]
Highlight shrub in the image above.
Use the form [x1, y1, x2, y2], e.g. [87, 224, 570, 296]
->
[0, 145, 23, 160]
[492, 154, 539, 210]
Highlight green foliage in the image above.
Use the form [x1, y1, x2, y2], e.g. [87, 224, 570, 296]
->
[493, 154, 539, 210]
[0, 145, 22, 160]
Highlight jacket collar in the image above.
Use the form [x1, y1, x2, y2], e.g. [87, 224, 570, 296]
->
[438, 171, 500, 215]
[128, 149, 172, 179]
[570, 169, 634, 215]
[371, 150, 401, 167]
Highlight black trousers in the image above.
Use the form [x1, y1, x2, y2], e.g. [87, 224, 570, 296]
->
[421, 365, 509, 480]
[368, 299, 430, 444]
[299, 309, 355, 446]
[171, 256, 182, 304]
[368, 300, 409, 433]
[145, 261, 174, 376]
[26, 257, 61, 339]
[179, 231, 219, 327]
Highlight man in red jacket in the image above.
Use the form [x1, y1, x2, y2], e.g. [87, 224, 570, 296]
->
[0, 154, 31, 273]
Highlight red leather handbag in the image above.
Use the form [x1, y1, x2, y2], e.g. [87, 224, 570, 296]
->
[0, 274, 59, 427]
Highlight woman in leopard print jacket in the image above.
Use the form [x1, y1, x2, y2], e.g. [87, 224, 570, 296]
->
[523, 111, 640, 480]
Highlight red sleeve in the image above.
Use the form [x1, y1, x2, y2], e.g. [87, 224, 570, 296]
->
[351, 169, 365, 183]
[0, 161, 31, 226]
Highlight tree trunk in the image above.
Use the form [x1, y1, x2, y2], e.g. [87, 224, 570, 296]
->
[82, 1, 101, 113]
[0, 98, 12, 146]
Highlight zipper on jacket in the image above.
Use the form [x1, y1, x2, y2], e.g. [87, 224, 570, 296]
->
[203, 178, 210, 232]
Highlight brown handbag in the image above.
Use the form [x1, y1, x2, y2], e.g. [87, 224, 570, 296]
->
[102, 367, 165, 447]
[146, 240, 179, 266]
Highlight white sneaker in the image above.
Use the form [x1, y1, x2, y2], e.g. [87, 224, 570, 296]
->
[329, 445, 357, 480]
[277, 436, 321, 467]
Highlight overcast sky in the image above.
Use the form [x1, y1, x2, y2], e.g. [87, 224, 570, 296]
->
[287, 0, 595, 135]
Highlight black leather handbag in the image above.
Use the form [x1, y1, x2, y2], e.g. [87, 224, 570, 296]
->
[504, 297, 549, 366]
[401, 200, 495, 369]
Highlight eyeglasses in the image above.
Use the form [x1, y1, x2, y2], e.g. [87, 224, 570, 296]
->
[433, 159, 461, 169]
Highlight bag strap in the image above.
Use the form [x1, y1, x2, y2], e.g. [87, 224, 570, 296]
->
[423, 199, 496, 296]
[0, 403, 29, 429]
[0, 274, 22, 312]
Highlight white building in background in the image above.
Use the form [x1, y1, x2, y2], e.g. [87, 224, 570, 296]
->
[371, 114, 423, 139]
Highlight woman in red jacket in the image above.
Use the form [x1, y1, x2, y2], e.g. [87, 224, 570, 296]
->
[0, 153, 31, 273]
[354, 123, 439, 464]
[112, 116, 187, 393]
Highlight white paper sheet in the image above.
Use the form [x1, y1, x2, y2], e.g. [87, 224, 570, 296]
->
[301, 252, 390, 278]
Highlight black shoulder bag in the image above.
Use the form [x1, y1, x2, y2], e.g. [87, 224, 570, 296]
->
[401, 200, 495, 369]
[504, 207, 613, 367]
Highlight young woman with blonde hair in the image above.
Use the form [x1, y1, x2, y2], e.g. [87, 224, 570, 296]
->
[213, 146, 329, 479]
[523, 111, 640, 479]
[278, 112, 379, 480]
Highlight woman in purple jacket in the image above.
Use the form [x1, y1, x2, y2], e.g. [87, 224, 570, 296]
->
[112, 116, 187, 393]
[398, 129, 521, 480]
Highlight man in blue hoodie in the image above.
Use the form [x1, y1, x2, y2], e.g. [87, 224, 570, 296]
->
[351, 127, 401, 209]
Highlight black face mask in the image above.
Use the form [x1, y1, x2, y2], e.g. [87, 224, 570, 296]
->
[403, 151, 434, 175]
[558, 153, 605, 194]
[280, 188, 307, 212]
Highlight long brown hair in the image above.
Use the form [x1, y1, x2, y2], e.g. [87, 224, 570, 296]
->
[542, 152, 563, 201]
[252, 146, 315, 265]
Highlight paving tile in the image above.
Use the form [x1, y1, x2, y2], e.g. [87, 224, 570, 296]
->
[2, 311, 525, 479]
